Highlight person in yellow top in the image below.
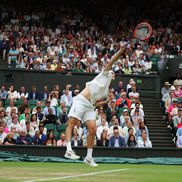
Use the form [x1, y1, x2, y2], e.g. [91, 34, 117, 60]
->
[51, 60, 58, 70]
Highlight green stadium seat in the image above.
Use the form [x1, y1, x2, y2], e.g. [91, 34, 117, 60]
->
[151, 56, 159, 71]
[54, 131, 60, 141]
[30, 105, 35, 111]
[5, 99, 11, 106]
[45, 123, 56, 132]
[16, 99, 23, 106]
[28, 99, 37, 105]
[57, 124, 67, 133]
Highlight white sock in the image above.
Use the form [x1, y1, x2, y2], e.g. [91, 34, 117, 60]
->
[86, 148, 93, 159]
[66, 142, 72, 151]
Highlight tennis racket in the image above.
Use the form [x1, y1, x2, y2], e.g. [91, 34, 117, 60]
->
[133, 22, 153, 41]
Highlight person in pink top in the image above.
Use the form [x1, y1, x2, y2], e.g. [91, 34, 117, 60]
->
[57, 132, 66, 146]
[166, 99, 178, 124]
[175, 87, 182, 98]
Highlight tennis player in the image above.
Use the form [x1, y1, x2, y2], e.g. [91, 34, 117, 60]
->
[64, 42, 129, 167]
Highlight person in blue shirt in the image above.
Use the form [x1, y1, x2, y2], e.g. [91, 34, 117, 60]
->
[8, 45, 19, 68]
[109, 127, 126, 147]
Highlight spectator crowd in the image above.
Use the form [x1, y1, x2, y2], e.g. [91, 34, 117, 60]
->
[0, 0, 181, 74]
[161, 73, 182, 148]
[0, 79, 152, 148]
[0, 0, 182, 149]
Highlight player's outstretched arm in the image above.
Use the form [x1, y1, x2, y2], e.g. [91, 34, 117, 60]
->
[104, 43, 128, 71]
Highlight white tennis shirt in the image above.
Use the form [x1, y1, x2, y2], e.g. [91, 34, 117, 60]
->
[86, 70, 113, 105]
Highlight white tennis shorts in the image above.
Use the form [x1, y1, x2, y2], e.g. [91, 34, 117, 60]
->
[68, 94, 96, 123]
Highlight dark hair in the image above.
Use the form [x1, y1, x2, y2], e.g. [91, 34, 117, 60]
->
[36, 106, 41, 110]
[30, 114, 37, 121]
[127, 134, 137, 147]
[45, 131, 55, 144]
[113, 126, 118, 130]
[139, 122, 145, 130]
[128, 127, 133, 133]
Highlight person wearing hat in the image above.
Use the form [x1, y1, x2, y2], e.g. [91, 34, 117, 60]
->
[119, 109, 131, 128]
[42, 100, 56, 116]
[161, 81, 172, 114]
[64, 43, 129, 167]
[161, 82, 171, 98]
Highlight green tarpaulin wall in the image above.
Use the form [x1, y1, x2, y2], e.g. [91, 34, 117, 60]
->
[0, 151, 182, 165]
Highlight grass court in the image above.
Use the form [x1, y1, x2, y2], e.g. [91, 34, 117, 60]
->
[0, 161, 181, 182]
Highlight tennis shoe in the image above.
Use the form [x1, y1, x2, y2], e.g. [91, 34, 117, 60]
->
[64, 150, 80, 160]
[83, 157, 98, 167]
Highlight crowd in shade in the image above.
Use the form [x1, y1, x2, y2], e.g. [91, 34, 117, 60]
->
[161, 73, 182, 148]
[0, 0, 181, 73]
[0, 79, 152, 148]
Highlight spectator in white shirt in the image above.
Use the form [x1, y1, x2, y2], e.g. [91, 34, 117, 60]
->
[74, 121, 83, 140]
[154, 44, 163, 54]
[109, 117, 124, 138]
[123, 120, 136, 139]
[60, 89, 73, 109]
[8, 116, 21, 133]
[17, 86, 28, 99]
[130, 102, 144, 118]
[130, 97, 143, 110]
[137, 130, 152, 148]
[0, 126, 7, 144]
[7, 85, 18, 100]
[135, 45, 144, 58]
[128, 85, 139, 102]
[5, 100, 18, 116]
[96, 118, 109, 140]
[49, 92, 58, 107]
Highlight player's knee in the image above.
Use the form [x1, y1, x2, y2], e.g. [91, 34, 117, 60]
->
[68, 117, 79, 128]
[88, 126, 96, 135]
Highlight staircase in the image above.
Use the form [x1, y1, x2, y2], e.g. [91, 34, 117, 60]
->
[142, 99, 175, 148]
[0, 54, 8, 69]
[0, 52, 8, 69]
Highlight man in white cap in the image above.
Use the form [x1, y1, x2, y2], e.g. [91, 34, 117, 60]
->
[64, 43, 129, 167]
[161, 82, 171, 98]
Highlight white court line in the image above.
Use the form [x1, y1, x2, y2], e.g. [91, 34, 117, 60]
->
[22, 168, 128, 182]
